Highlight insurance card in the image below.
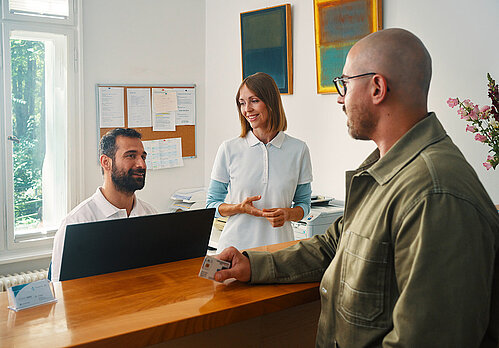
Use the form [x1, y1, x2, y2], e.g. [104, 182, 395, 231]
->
[198, 255, 231, 281]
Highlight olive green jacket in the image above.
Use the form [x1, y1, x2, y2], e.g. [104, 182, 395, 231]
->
[246, 113, 499, 348]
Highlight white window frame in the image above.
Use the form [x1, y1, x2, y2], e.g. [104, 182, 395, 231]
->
[0, 0, 83, 264]
[2, 0, 75, 26]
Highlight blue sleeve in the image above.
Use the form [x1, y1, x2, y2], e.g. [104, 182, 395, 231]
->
[293, 183, 312, 218]
[206, 179, 229, 218]
[47, 262, 52, 281]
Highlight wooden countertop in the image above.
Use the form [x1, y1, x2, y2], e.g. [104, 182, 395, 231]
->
[0, 240, 320, 347]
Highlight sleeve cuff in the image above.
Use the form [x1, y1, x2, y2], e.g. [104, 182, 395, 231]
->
[295, 203, 310, 218]
[244, 250, 276, 283]
[214, 202, 224, 218]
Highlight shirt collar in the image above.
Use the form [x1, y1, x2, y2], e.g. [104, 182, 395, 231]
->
[94, 187, 137, 218]
[358, 113, 448, 185]
[245, 130, 285, 148]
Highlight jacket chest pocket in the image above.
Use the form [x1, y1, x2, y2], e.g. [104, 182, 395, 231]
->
[338, 230, 390, 328]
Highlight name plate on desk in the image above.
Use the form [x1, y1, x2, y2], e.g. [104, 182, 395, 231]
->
[7, 279, 57, 311]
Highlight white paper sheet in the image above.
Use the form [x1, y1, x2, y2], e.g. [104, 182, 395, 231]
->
[172, 88, 195, 125]
[99, 87, 124, 128]
[127, 88, 152, 127]
[153, 111, 176, 131]
[159, 138, 183, 168]
[143, 138, 183, 170]
[152, 88, 178, 113]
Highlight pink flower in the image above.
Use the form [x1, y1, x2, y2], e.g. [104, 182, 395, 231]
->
[458, 108, 470, 120]
[475, 133, 487, 142]
[448, 74, 499, 171]
[447, 98, 459, 108]
[480, 105, 491, 113]
[469, 107, 479, 120]
[466, 125, 477, 133]
[463, 99, 473, 108]
[483, 155, 494, 170]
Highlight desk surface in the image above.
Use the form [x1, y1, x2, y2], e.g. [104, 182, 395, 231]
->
[0, 240, 319, 347]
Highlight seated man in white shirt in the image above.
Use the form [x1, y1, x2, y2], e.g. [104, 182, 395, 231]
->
[50, 128, 157, 281]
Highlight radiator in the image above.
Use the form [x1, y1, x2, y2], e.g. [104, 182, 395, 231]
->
[0, 269, 48, 292]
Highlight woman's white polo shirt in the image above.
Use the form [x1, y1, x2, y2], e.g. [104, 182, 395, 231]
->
[211, 131, 313, 251]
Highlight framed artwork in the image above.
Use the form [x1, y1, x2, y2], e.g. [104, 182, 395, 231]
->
[314, 0, 382, 94]
[240, 4, 293, 94]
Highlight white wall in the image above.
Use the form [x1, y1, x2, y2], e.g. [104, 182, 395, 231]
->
[205, 0, 499, 203]
[82, 0, 206, 211]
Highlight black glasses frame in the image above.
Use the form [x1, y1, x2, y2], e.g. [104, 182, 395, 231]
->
[333, 72, 377, 97]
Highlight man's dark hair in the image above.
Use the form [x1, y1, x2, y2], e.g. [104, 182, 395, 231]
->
[99, 128, 142, 159]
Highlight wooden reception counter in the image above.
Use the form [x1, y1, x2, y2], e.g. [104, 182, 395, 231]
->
[0, 241, 320, 347]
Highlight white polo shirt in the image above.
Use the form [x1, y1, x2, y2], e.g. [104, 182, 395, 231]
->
[50, 187, 157, 281]
[211, 131, 313, 252]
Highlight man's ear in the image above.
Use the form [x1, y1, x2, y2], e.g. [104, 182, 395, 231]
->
[371, 74, 389, 105]
[100, 154, 112, 173]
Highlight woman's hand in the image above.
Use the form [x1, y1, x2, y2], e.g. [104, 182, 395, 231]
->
[262, 206, 304, 227]
[237, 195, 264, 217]
[261, 208, 289, 227]
[217, 195, 264, 217]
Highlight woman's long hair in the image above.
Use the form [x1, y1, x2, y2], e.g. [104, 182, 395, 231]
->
[236, 72, 287, 137]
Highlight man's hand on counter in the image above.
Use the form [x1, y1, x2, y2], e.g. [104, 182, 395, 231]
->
[214, 247, 251, 283]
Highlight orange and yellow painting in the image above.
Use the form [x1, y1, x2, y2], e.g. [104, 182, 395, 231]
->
[314, 0, 382, 94]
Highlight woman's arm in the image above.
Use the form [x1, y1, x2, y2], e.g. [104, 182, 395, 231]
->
[218, 196, 264, 218]
[292, 183, 312, 218]
[206, 180, 228, 218]
[261, 183, 312, 227]
[206, 179, 263, 218]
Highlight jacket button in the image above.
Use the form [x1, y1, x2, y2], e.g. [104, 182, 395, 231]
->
[321, 287, 327, 294]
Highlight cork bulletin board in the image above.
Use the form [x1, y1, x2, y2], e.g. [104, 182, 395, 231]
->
[96, 84, 196, 158]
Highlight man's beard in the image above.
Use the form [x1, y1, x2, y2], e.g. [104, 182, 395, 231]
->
[343, 105, 376, 141]
[111, 163, 146, 193]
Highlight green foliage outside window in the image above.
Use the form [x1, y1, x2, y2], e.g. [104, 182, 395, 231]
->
[10, 39, 46, 229]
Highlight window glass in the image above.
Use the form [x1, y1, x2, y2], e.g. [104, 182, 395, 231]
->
[10, 38, 45, 232]
[9, 0, 69, 19]
[9, 30, 68, 239]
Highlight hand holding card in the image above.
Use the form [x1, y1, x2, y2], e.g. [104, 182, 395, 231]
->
[212, 247, 252, 283]
[198, 255, 231, 282]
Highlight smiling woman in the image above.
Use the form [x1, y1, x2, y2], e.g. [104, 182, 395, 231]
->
[206, 72, 313, 252]
[237, 85, 270, 141]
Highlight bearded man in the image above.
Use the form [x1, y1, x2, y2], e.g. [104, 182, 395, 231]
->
[50, 128, 157, 282]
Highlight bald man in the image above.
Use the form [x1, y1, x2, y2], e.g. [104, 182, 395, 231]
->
[214, 28, 499, 347]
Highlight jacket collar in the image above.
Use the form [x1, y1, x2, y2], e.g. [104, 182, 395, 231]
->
[358, 113, 448, 185]
[245, 130, 285, 148]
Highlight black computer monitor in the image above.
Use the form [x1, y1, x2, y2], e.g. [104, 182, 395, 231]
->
[59, 208, 215, 281]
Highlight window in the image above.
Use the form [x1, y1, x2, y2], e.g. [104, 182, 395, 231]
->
[1, 0, 81, 261]
[3, 0, 74, 24]
[9, 0, 69, 19]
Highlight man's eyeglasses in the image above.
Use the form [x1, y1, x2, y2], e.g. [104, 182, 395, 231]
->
[333, 72, 377, 97]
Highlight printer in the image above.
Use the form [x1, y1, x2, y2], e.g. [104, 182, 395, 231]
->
[292, 198, 344, 240]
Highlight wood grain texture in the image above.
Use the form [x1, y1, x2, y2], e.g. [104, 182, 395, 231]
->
[1, 240, 320, 347]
